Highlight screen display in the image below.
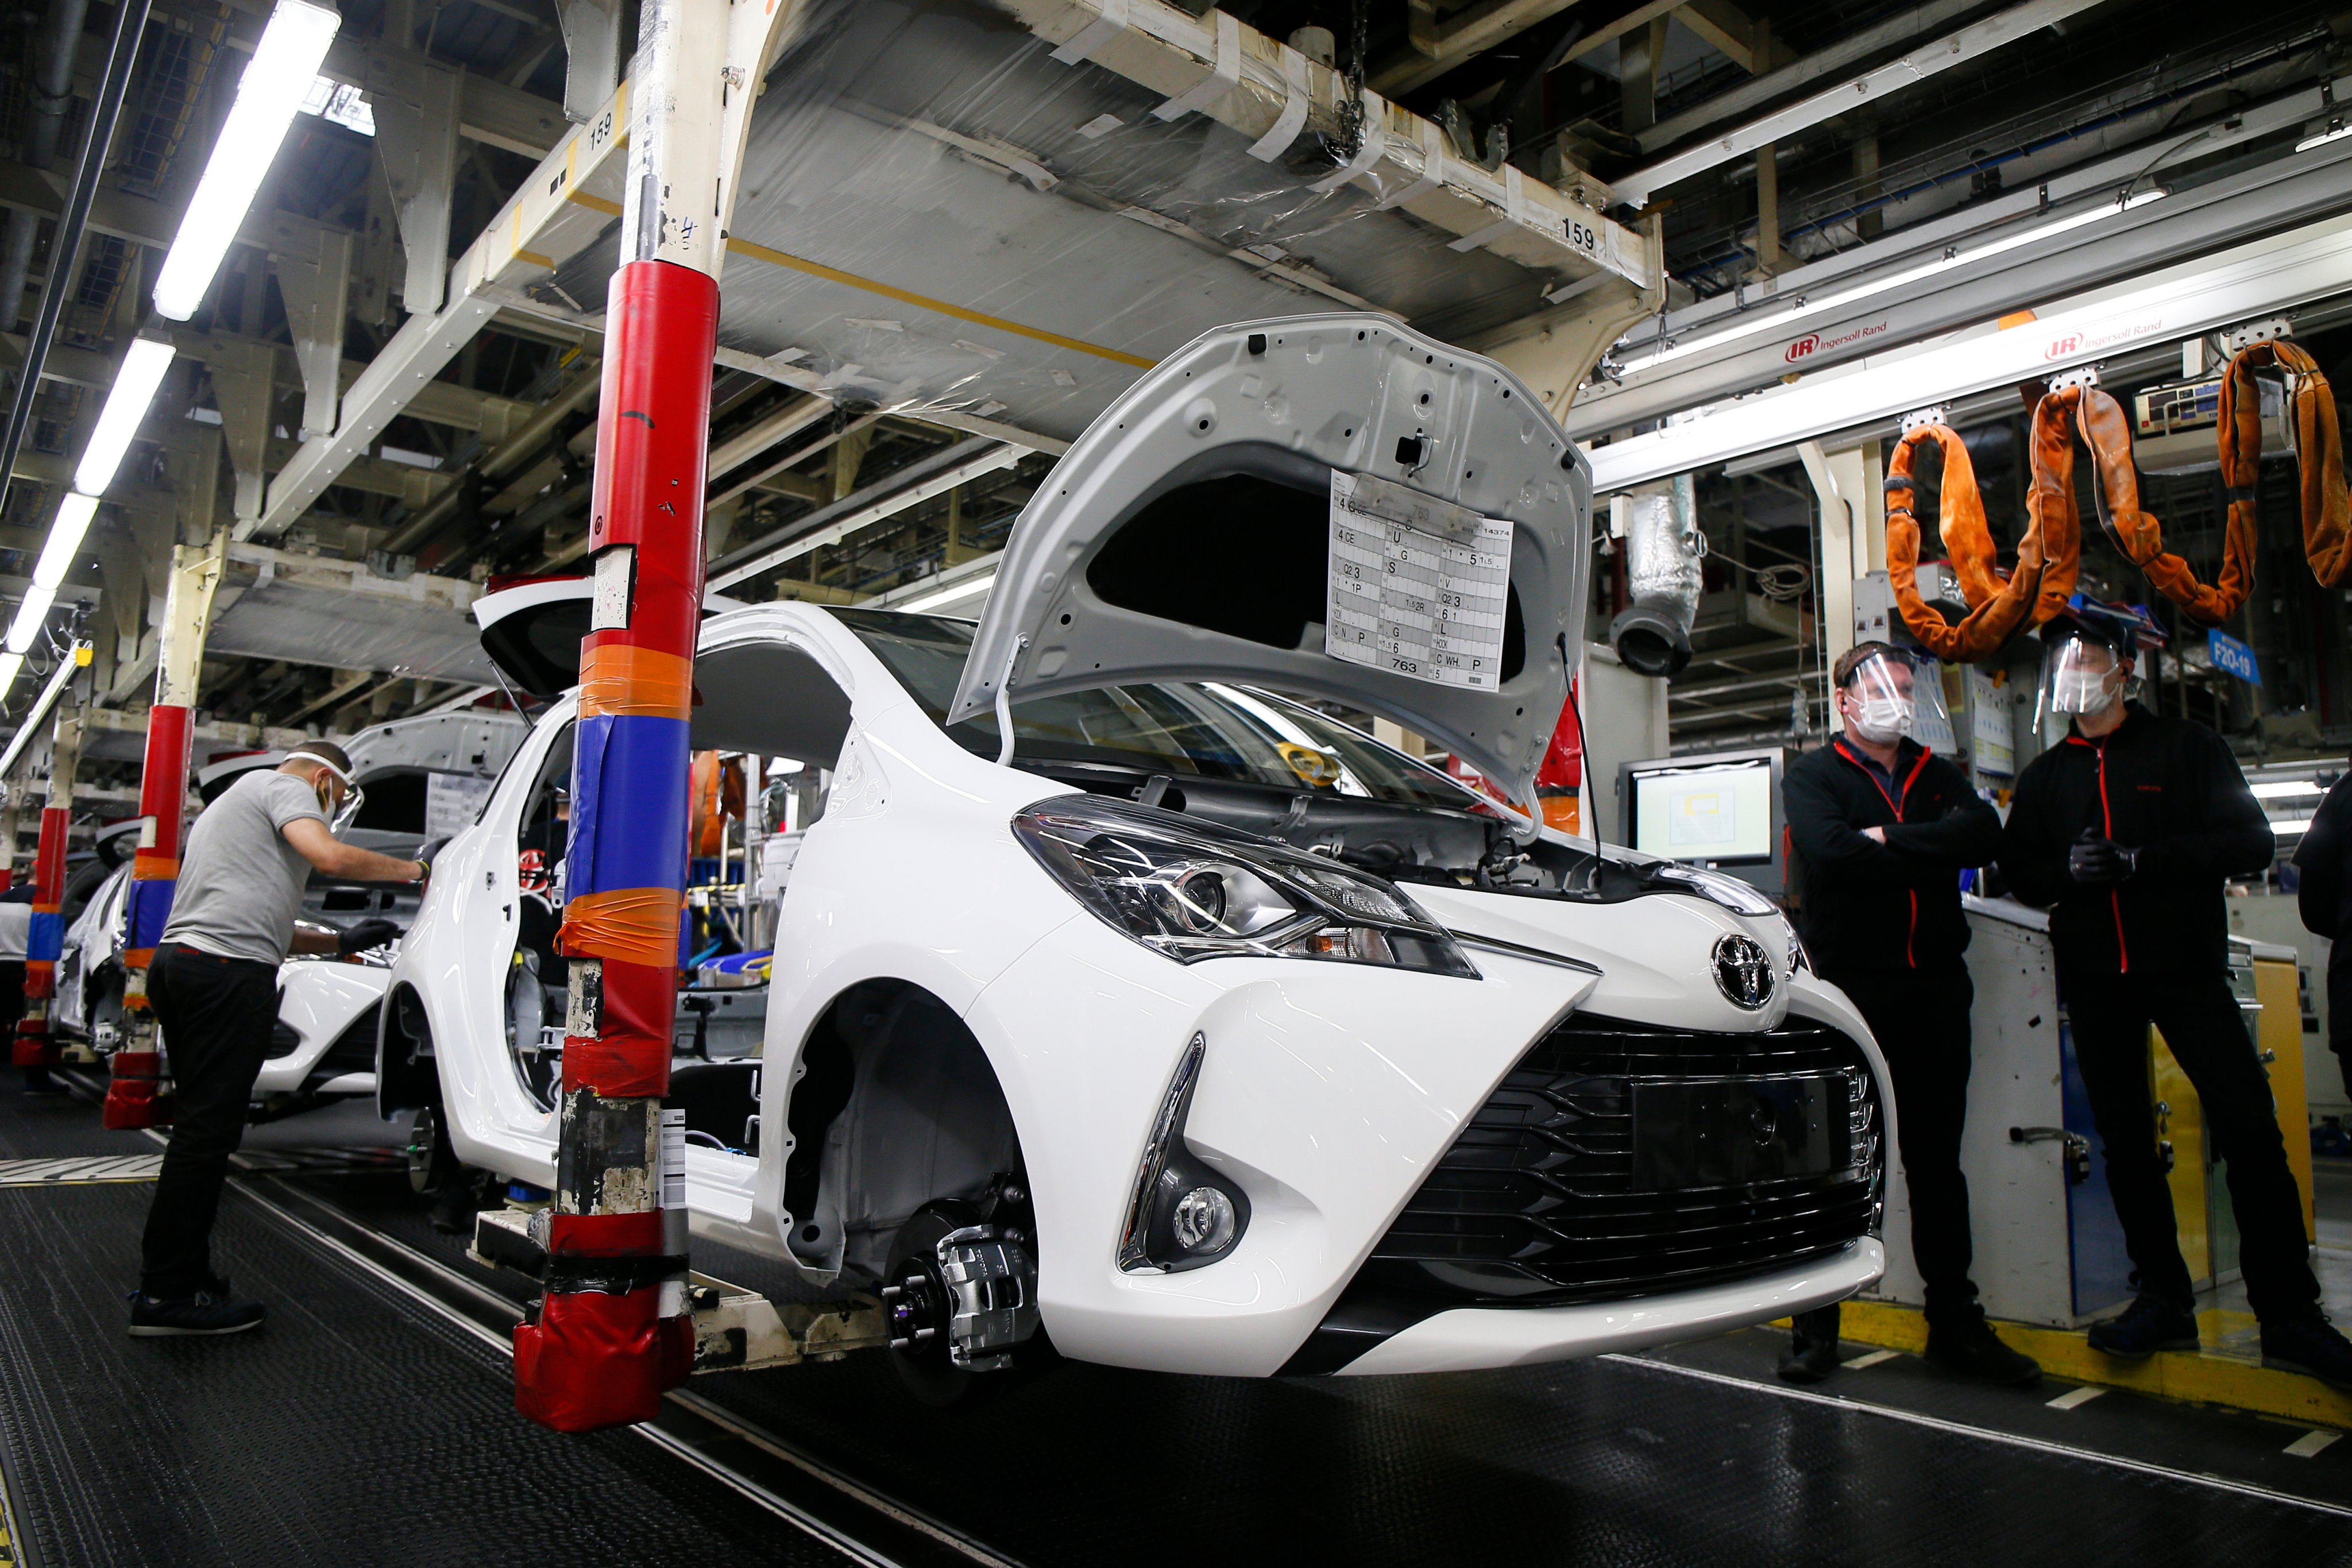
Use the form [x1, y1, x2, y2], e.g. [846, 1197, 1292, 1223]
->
[1629, 758, 1774, 864]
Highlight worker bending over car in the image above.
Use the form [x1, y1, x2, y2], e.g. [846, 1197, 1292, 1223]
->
[128, 744, 428, 1337]
[1779, 643, 2038, 1387]
[2000, 610, 2352, 1391]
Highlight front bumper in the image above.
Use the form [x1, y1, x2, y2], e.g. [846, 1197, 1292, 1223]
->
[1337, 1239, 1885, 1376]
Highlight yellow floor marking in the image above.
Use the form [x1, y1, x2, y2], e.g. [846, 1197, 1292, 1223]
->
[1783, 1300, 2352, 1432]
[1844, 1349, 1900, 1370]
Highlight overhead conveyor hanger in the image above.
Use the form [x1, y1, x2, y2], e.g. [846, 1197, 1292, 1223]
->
[1585, 206, 2352, 493]
[1572, 73, 2352, 443]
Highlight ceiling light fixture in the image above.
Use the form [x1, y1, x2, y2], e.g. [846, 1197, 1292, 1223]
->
[73, 335, 175, 496]
[5, 585, 58, 656]
[898, 566, 1001, 615]
[2297, 121, 2351, 153]
[151, 0, 343, 320]
[32, 493, 98, 593]
[1621, 191, 2169, 376]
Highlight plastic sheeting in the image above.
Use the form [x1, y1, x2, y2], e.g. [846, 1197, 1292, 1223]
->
[531, 0, 1646, 442]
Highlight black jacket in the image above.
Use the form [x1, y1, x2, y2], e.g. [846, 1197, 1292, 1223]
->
[1998, 704, 2273, 979]
[1783, 736, 2001, 976]
[2292, 773, 2352, 1053]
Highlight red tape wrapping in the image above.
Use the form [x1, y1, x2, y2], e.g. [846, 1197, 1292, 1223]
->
[545, 1210, 665, 1258]
[10, 1019, 53, 1068]
[561, 957, 674, 1097]
[512, 1286, 693, 1432]
[101, 1050, 169, 1130]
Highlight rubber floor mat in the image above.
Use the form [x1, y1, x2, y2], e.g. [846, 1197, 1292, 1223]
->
[0, 1180, 852, 1567]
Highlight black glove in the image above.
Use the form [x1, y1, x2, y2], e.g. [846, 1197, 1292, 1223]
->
[337, 917, 403, 955]
[414, 837, 448, 886]
[2068, 830, 2139, 886]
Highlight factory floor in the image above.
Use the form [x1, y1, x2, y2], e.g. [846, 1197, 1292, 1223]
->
[0, 1084, 2345, 1567]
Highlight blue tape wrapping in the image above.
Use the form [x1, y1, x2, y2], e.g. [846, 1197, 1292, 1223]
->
[566, 712, 692, 900]
[25, 911, 62, 964]
[124, 878, 176, 951]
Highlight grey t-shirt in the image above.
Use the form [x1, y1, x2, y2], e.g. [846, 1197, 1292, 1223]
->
[159, 770, 327, 965]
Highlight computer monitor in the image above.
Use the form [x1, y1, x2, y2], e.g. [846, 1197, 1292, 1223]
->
[1619, 749, 1783, 871]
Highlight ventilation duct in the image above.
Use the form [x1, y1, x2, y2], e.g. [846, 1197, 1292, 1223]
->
[1608, 475, 1706, 677]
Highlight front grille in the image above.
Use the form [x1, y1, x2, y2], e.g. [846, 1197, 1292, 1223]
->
[1361, 1013, 1883, 1307]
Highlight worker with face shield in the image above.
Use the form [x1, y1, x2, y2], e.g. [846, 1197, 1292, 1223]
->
[128, 743, 432, 1337]
[1778, 643, 2036, 1385]
[2000, 612, 2352, 1389]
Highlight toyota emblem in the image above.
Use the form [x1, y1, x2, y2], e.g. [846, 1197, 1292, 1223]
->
[1712, 933, 1775, 1010]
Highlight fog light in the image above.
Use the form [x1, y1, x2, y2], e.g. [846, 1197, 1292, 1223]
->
[1171, 1186, 1236, 1254]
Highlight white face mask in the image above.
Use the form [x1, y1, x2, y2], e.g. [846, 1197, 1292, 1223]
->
[1846, 694, 1911, 744]
[2052, 663, 2123, 715]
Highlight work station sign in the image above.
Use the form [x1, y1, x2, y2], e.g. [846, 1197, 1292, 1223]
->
[2207, 628, 2261, 686]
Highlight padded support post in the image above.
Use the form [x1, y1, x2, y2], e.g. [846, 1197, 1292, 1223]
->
[515, 0, 736, 1435]
[16, 708, 80, 1071]
[106, 533, 225, 1131]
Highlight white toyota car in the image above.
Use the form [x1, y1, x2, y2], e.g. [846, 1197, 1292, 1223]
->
[381, 314, 1890, 1399]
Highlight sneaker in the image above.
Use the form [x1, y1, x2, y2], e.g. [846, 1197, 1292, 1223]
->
[2260, 1315, 2352, 1393]
[2085, 1295, 2199, 1360]
[127, 1284, 266, 1337]
[1924, 1319, 2042, 1387]
[1777, 1304, 1841, 1384]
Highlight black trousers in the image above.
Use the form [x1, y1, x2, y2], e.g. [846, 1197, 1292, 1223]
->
[1824, 963, 1983, 1328]
[2065, 968, 2317, 1322]
[139, 944, 277, 1297]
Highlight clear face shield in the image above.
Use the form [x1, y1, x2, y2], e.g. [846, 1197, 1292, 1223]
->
[2040, 632, 2130, 719]
[1838, 648, 1951, 747]
[291, 751, 366, 833]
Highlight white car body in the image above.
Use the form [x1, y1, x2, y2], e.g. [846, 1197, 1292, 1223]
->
[387, 315, 1891, 1379]
[55, 710, 523, 1110]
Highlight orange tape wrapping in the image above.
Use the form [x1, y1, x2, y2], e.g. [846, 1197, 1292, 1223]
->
[1884, 423, 2048, 662]
[2040, 384, 2251, 625]
[2224, 340, 2351, 591]
[557, 886, 682, 969]
[578, 643, 693, 721]
[130, 852, 180, 880]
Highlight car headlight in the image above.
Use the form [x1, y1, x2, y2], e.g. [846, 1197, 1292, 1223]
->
[1644, 862, 1780, 917]
[1014, 795, 1477, 978]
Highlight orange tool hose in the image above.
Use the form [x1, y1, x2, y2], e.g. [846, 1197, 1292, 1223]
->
[2224, 339, 2351, 590]
[1883, 423, 2048, 661]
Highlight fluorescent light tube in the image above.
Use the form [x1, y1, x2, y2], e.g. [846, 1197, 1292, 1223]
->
[0, 652, 20, 698]
[2297, 123, 2351, 153]
[6, 586, 56, 655]
[32, 493, 99, 591]
[150, 0, 342, 320]
[1622, 191, 2168, 375]
[899, 568, 999, 614]
[74, 337, 176, 495]
[2250, 779, 2324, 800]
[2268, 817, 2312, 836]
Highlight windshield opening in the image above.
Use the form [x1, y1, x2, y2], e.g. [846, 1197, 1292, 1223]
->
[831, 607, 1480, 812]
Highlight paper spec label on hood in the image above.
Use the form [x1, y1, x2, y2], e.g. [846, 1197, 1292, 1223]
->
[1326, 470, 1514, 690]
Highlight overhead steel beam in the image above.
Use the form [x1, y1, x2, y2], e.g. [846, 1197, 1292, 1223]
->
[1372, 0, 1582, 98]
[250, 72, 634, 538]
[1572, 126, 2352, 441]
[1634, 0, 1979, 153]
[708, 439, 1026, 590]
[1585, 205, 2352, 492]
[1612, 0, 2110, 208]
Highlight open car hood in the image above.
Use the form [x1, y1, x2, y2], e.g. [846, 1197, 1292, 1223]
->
[947, 314, 1591, 806]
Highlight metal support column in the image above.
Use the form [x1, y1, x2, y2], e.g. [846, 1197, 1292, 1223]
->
[1798, 438, 1887, 731]
[16, 704, 82, 1072]
[103, 533, 226, 1130]
[515, 0, 786, 1433]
